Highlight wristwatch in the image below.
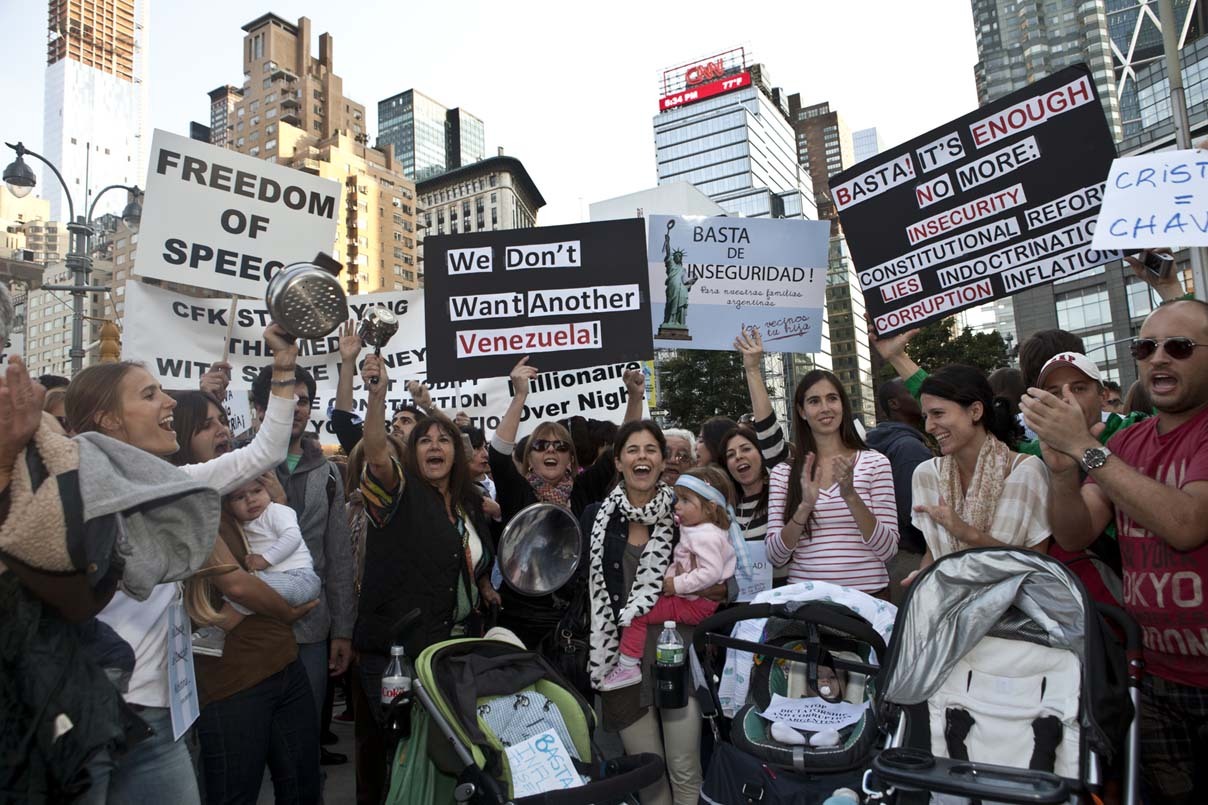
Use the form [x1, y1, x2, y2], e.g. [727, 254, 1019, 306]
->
[1080, 445, 1112, 472]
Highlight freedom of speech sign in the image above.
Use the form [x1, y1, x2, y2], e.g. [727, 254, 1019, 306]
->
[830, 65, 1120, 335]
[135, 129, 340, 298]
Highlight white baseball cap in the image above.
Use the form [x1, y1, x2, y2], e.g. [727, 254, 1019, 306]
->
[1037, 352, 1102, 387]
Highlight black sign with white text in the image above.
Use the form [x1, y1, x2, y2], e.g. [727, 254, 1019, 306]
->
[424, 219, 652, 382]
[829, 65, 1119, 335]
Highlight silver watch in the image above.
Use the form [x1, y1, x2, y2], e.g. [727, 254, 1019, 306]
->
[1080, 445, 1112, 472]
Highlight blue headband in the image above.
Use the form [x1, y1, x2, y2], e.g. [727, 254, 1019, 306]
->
[674, 475, 753, 580]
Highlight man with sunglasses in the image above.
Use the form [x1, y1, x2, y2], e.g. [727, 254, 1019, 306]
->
[1023, 298, 1208, 804]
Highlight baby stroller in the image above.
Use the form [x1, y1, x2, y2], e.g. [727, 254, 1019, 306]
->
[384, 632, 664, 804]
[693, 582, 898, 803]
[865, 548, 1142, 804]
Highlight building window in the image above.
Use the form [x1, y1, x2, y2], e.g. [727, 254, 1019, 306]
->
[1055, 285, 1111, 332]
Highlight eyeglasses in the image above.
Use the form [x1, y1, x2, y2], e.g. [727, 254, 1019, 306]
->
[529, 439, 571, 454]
[1130, 337, 1208, 361]
[667, 450, 692, 463]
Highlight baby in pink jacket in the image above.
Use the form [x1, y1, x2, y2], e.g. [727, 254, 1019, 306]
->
[599, 466, 747, 691]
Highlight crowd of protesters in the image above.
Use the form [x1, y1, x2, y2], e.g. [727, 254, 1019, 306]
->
[0, 251, 1204, 805]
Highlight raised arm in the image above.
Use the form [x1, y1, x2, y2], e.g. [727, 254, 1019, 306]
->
[495, 357, 537, 446]
[199, 361, 232, 399]
[407, 380, 440, 418]
[622, 368, 645, 423]
[866, 313, 924, 393]
[1125, 249, 1189, 303]
[182, 325, 299, 494]
[736, 327, 773, 422]
[360, 353, 395, 487]
[335, 320, 362, 415]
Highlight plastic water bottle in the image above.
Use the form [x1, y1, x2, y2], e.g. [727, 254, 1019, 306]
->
[655, 621, 687, 709]
[381, 643, 413, 737]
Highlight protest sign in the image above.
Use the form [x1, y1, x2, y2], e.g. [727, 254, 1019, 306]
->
[135, 129, 340, 298]
[1092, 149, 1208, 248]
[423, 220, 652, 382]
[122, 281, 647, 443]
[757, 694, 868, 733]
[829, 65, 1120, 335]
[504, 730, 585, 797]
[648, 215, 829, 352]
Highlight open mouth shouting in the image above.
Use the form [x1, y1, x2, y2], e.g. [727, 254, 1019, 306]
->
[158, 414, 175, 432]
[1149, 371, 1178, 396]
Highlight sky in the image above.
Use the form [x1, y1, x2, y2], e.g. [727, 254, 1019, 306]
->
[0, 1, 980, 225]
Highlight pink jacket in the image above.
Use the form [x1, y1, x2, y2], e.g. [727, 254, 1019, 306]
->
[667, 522, 737, 599]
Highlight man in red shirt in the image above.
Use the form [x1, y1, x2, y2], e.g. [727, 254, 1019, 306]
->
[1022, 299, 1208, 804]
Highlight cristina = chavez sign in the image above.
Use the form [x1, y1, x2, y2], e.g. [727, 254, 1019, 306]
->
[829, 64, 1120, 335]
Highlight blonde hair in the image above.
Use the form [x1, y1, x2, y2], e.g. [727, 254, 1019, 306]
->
[675, 466, 734, 530]
[183, 510, 250, 627]
[524, 421, 579, 475]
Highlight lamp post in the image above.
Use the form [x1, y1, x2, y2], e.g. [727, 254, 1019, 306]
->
[3, 141, 141, 375]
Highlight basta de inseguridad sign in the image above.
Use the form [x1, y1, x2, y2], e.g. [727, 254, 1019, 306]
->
[134, 129, 340, 298]
[830, 64, 1121, 336]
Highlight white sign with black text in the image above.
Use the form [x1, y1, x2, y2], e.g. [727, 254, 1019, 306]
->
[135, 129, 340, 298]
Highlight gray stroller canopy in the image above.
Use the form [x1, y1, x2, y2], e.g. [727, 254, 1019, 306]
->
[883, 549, 1087, 706]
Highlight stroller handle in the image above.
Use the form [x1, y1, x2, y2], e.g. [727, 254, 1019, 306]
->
[692, 601, 888, 659]
[514, 752, 665, 805]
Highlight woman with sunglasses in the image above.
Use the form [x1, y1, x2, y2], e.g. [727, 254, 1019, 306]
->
[488, 356, 646, 653]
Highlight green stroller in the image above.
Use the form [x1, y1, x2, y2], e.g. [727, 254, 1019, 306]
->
[384, 634, 664, 804]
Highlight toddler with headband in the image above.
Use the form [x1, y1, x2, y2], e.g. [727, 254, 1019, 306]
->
[599, 465, 751, 691]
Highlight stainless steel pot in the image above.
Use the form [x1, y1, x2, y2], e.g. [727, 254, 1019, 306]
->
[357, 306, 400, 386]
[264, 252, 348, 340]
[497, 503, 582, 596]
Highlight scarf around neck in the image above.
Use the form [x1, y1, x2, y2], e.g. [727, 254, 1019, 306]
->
[587, 482, 676, 687]
[938, 433, 1011, 552]
[526, 470, 574, 509]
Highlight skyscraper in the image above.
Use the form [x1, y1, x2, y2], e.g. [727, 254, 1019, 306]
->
[207, 84, 243, 148]
[787, 98, 874, 421]
[851, 127, 884, 164]
[377, 91, 486, 181]
[971, 0, 1120, 139]
[42, 0, 150, 220]
[654, 51, 815, 220]
[1107, 0, 1204, 139]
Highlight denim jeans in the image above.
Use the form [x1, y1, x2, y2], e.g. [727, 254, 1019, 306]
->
[77, 706, 201, 805]
[296, 640, 328, 728]
[195, 659, 320, 805]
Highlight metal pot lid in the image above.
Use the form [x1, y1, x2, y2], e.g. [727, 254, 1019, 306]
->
[359, 305, 400, 348]
[497, 503, 582, 597]
[267, 261, 349, 340]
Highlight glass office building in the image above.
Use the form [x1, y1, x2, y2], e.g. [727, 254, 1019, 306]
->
[378, 90, 485, 181]
[653, 69, 816, 220]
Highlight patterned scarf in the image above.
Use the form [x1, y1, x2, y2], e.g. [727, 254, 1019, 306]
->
[938, 434, 1011, 553]
[526, 470, 574, 509]
[588, 482, 677, 688]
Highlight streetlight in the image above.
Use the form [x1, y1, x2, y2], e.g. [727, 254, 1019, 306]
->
[3, 141, 142, 374]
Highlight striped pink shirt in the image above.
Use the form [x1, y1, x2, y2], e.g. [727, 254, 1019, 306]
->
[765, 450, 899, 592]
